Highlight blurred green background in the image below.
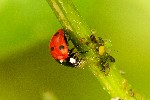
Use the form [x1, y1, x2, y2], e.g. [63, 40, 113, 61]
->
[0, 0, 150, 100]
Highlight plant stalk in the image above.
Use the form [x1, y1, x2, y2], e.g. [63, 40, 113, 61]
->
[46, 0, 143, 99]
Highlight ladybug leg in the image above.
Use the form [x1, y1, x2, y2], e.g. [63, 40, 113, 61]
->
[69, 47, 76, 54]
[69, 45, 83, 54]
[70, 51, 88, 58]
[72, 52, 79, 59]
[78, 51, 88, 54]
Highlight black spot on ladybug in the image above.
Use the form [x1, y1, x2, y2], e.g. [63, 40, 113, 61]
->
[51, 47, 54, 51]
[54, 32, 59, 36]
[59, 45, 64, 50]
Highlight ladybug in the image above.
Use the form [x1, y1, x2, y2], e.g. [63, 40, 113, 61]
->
[50, 29, 81, 67]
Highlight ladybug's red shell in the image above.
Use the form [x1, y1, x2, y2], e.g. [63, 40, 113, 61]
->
[50, 29, 69, 61]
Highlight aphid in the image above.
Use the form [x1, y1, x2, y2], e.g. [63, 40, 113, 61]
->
[90, 34, 105, 55]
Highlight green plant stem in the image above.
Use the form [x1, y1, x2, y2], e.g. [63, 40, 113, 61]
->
[46, 0, 143, 99]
